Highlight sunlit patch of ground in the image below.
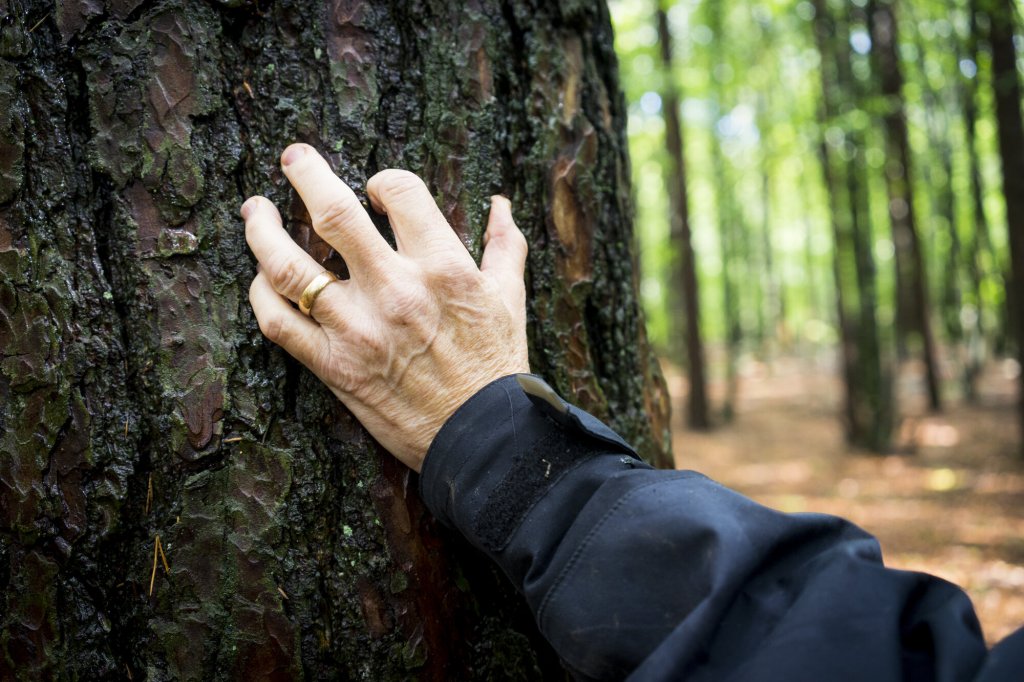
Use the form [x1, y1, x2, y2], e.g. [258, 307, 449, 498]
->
[665, 354, 1024, 645]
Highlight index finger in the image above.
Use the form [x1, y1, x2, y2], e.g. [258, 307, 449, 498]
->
[280, 144, 395, 278]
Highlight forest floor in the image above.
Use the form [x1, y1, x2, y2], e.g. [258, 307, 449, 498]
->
[663, 353, 1024, 645]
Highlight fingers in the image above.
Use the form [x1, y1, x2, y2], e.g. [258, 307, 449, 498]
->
[248, 271, 328, 370]
[480, 196, 528, 301]
[280, 144, 395, 276]
[243, 196, 330, 303]
[366, 169, 471, 261]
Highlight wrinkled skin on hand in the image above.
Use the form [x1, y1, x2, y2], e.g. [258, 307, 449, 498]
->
[242, 144, 530, 471]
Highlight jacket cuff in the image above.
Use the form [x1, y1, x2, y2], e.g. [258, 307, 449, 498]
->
[418, 374, 640, 553]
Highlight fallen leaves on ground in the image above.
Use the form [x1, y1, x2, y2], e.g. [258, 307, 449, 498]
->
[666, 355, 1024, 645]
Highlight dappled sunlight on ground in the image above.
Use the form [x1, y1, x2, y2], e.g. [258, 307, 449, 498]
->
[665, 356, 1024, 645]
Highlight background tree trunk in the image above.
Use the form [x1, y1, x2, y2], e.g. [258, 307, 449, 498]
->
[982, 0, 1024, 456]
[961, 0, 997, 401]
[868, 0, 942, 412]
[706, 0, 743, 424]
[656, 3, 710, 431]
[812, 0, 894, 452]
[0, 0, 671, 679]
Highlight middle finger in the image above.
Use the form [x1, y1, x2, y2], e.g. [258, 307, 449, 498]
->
[280, 144, 397, 279]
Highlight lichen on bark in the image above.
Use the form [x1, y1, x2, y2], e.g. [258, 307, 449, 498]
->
[0, 0, 670, 679]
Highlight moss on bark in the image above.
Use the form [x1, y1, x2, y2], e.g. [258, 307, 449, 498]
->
[0, 0, 670, 678]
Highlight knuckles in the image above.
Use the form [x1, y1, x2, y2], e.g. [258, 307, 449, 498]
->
[488, 223, 528, 260]
[320, 327, 382, 394]
[507, 225, 528, 256]
[380, 282, 433, 326]
[369, 169, 425, 205]
[427, 264, 484, 297]
[314, 195, 359, 235]
[257, 311, 288, 346]
[268, 254, 308, 296]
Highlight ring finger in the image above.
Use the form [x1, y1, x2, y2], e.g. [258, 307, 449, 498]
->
[242, 195, 336, 304]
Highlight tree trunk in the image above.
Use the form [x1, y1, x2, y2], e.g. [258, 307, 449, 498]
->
[706, 0, 743, 423]
[757, 91, 783, 355]
[962, 0, 997, 400]
[982, 0, 1024, 455]
[812, 0, 894, 451]
[656, 3, 710, 431]
[714, 144, 742, 424]
[0, 1, 671, 678]
[909, 3, 966, 401]
[868, 0, 942, 412]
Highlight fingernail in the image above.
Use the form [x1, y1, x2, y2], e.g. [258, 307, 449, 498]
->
[491, 194, 511, 209]
[281, 144, 306, 167]
[240, 197, 257, 220]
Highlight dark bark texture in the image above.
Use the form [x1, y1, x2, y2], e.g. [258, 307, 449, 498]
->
[0, 0, 671, 679]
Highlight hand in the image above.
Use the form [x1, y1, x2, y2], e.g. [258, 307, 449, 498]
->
[242, 144, 530, 472]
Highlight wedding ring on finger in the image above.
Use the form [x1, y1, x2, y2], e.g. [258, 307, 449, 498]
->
[299, 271, 339, 316]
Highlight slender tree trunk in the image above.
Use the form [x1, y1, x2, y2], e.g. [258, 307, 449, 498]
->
[868, 0, 942, 412]
[656, 3, 710, 431]
[816, 131, 859, 439]
[812, 0, 894, 451]
[962, 0, 996, 400]
[706, 0, 742, 422]
[0, 1, 671, 678]
[904, 0, 967, 400]
[846, 135, 894, 449]
[803, 209, 821, 340]
[718, 157, 742, 423]
[933, 130, 967, 398]
[757, 103, 784, 354]
[982, 0, 1024, 455]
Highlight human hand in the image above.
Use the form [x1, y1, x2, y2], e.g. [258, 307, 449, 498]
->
[242, 144, 530, 472]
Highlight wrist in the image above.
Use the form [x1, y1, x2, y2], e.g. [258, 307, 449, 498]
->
[418, 374, 640, 542]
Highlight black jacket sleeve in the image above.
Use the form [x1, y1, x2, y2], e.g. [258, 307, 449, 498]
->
[418, 375, 1024, 681]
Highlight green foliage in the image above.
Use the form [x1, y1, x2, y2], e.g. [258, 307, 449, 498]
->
[611, 0, 1015, 363]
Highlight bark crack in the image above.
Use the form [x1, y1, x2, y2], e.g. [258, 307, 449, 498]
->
[497, 0, 530, 189]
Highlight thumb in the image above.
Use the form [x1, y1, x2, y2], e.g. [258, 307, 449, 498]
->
[480, 196, 528, 300]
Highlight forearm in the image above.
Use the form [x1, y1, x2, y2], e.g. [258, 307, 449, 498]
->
[420, 375, 988, 681]
[242, 149, 1010, 681]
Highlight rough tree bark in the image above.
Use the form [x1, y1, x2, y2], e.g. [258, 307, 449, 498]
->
[0, 0, 672, 679]
[656, 3, 710, 431]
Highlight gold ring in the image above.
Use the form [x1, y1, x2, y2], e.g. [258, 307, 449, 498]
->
[299, 271, 338, 316]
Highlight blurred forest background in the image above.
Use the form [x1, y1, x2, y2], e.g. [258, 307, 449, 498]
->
[607, 0, 1024, 642]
